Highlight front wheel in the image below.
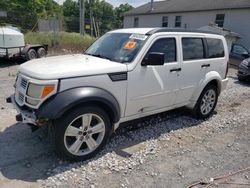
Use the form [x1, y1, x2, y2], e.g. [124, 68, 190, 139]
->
[55, 106, 112, 161]
[193, 85, 218, 119]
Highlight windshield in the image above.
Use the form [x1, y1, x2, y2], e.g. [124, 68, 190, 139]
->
[85, 33, 148, 63]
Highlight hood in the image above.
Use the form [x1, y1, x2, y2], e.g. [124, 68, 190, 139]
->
[19, 54, 128, 80]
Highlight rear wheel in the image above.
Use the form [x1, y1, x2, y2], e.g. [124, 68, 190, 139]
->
[193, 85, 218, 119]
[55, 106, 112, 161]
[27, 49, 37, 60]
[37, 47, 46, 58]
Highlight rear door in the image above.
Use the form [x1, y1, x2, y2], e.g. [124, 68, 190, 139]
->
[175, 36, 207, 104]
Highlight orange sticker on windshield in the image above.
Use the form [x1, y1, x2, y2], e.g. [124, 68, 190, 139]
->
[124, 41, 137, 50]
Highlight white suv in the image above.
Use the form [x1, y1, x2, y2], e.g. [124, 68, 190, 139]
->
[7, 28, 229, 160]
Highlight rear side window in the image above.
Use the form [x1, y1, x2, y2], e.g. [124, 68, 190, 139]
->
[182, 38, 204, 61]
[207, 38, 225, 58]
[146, 38, 176, 63]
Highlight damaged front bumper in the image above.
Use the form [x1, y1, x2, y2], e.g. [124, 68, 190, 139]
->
[6, 95, 49, 127]
[7, 95, 37, 124]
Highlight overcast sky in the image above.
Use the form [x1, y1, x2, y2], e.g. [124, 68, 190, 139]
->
[56, 0, 162, 7]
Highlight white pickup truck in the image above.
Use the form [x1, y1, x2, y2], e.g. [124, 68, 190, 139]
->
[7, 28, 229, 161]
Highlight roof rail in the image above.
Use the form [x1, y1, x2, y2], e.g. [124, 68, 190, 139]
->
[146, 28, 220, 35]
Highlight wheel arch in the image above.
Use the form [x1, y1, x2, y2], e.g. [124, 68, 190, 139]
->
[187, 71, 222, 109]
[36, 87, 121, 124]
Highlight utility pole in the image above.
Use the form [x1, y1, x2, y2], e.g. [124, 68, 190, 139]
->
[79, 0, 85, 35]
[89, 0, 93, 37]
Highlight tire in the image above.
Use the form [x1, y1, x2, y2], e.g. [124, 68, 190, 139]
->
[193, 85, 218, 119]
[54, 106, 112, 161]
[26, 49, 37, 60]
[37, 47, 46, 58]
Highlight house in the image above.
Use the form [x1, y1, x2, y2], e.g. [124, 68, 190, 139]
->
[123, 0, 250, 50]
[198, 24, 241, 52]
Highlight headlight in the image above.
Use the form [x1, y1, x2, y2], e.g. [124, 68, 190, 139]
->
[27, 83, 56, 99]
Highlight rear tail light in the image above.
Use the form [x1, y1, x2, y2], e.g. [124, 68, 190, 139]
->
[225, 62, 229, 79]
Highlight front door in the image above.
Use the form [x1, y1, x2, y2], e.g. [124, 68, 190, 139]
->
[125, 37, 180, 117]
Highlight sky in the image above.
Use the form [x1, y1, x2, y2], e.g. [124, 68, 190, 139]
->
[56, 0, 162, 8]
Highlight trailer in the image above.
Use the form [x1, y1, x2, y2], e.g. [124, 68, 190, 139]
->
[0, 27, 48, 61]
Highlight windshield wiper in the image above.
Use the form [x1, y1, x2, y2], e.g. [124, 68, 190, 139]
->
[84, 53, 111, 61]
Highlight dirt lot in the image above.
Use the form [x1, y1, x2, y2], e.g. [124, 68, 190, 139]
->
[0, 61, 249, 188]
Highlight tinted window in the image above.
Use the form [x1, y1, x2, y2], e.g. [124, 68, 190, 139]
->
[146, 38, 176, 63]
[207, 38, 225, 58]
[182, 38, 204, 60]
[232, 44, 249, 55]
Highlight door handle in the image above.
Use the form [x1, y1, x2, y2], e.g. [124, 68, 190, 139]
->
[170, 68, 182, 72]
[201, 64, 210, 68]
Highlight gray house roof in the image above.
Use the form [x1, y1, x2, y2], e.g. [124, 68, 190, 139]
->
[123, 0, 250, 16]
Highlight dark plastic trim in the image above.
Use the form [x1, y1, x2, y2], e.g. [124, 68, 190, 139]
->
[36, 87, 121, 123]
[108, 72, 127, 82]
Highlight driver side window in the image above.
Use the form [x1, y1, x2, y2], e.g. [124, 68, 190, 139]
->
[145, 38, 176, 63]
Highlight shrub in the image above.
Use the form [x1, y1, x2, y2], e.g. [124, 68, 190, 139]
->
[25, 32, 95, 53]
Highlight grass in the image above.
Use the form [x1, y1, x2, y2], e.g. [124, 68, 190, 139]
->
[25, 32, 95, 53]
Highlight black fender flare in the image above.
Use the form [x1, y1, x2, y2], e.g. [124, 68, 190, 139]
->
[36, 87, 121, 123]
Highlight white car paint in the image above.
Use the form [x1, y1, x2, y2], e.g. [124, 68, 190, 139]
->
[18, 54, 127, 80]
[13, 28, 229, 128]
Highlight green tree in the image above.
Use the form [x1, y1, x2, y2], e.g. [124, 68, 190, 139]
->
[63, 0, 79, 32]
[0, 0, 62, 32]
[114, 3, 133, 28]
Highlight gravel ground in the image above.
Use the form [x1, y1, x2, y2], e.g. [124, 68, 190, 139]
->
[0, 62, 249, 188]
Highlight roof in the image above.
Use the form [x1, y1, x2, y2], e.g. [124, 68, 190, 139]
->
[110, 28, 222, 36]
[123, 0, 250, 16]
[198, 25, 241, 38]
[0, 27, 23, 36]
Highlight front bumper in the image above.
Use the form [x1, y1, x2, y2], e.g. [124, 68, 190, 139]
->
[6, 95, 37, 125]
[238, 67, 250, 79]
[221, 78, 229, 92]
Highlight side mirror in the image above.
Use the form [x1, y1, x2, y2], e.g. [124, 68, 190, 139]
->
[142, 52, 165, 66]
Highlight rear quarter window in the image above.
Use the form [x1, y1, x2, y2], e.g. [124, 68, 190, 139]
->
[206, 38, 225, 58]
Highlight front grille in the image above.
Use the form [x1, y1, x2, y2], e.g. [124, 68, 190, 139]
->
[18, 92, 25, 103]
[15, 75, 28, 106]
[20, 78, 28, 89]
